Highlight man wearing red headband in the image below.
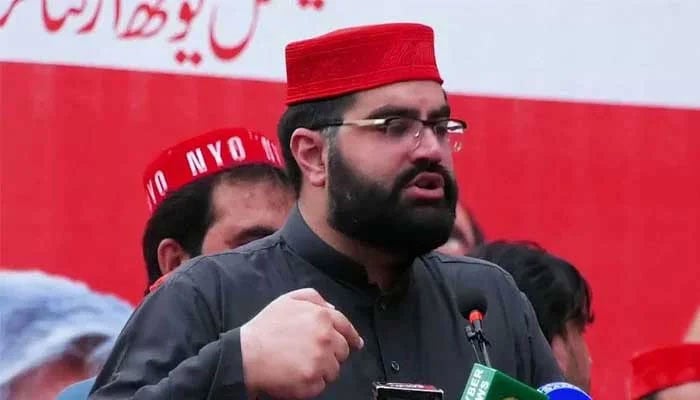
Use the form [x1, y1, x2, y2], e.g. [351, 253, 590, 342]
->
[630, 344, 700, 400]
[90, 24, 562, 400]
[141, 127, 294, 293]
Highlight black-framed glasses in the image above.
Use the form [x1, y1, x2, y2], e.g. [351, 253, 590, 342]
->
[318, 116, 468, 152]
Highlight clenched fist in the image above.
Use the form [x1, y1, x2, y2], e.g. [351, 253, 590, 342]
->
[241, 288, 364, 399]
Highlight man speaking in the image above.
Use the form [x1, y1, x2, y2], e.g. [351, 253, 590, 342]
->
[89, 23, 562, 399]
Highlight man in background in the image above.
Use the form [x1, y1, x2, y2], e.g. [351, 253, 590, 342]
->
[470, 240, 595, 392]
[141, 127, 295, 292]
[630, 343, 700, 400]
[54, 127, 295, 399]
[0, 269, 133, 400]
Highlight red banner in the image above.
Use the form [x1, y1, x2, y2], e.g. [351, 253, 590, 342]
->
[2, 2, 700, 399]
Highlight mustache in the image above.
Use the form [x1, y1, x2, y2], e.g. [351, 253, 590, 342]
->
[393, 162, 454, 191]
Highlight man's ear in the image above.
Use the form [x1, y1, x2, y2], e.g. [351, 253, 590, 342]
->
[290, 127, 327, 188]
[156, 238, 190, 276]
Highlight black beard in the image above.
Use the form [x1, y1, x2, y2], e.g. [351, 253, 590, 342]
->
[326, 147, 457, 259]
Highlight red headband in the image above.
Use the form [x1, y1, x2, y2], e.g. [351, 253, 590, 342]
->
[629, 343, 700, 399]
[142, 127, 284, 212]
[285, 22, 443, 105]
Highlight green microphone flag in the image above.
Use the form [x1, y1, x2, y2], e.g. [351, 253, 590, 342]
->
[461, 363, 547, 400]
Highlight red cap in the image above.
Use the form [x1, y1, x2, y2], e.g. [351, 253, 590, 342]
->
[142, 127, 284, 212]
[285, 22, 443, 105]
[629, 343, 700, 399]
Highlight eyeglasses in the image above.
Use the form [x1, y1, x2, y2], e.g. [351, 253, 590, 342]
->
[319, 116, 468, 152]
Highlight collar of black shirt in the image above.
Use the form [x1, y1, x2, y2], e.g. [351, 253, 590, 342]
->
[280, 204, 414, 302]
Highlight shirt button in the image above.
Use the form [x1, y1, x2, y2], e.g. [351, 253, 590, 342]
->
[390, 361, 400, 373]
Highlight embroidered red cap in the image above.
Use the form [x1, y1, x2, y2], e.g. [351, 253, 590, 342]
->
[285, 22, 443, 105]
[142, 127, 284, 212]
[629, 343, 700, 399]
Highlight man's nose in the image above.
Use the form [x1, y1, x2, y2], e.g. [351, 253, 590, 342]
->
[410, 128, 444, 163]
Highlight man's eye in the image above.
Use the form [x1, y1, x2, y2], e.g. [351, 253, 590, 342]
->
[385, 119, 415, 136]
[440, 120, 465, 134]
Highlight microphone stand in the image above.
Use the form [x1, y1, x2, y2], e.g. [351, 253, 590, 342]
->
[464, 324, 482, 364]
[477, 334, 492, 367]
[466, 320, 492, 367]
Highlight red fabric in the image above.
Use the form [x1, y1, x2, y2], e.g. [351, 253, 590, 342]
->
[285, 23, 443, 105]
[142, 127, 284, 212]
[629, 344, 700, 399]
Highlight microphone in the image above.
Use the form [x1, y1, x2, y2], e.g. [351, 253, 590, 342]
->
[537, 382, 592, 399]
[461, 363, 547, 400]
[461, 368, 593, 400]
[457, 289, 492, 367]
[456, 289, 488, 321]
[458, 290, 557, 399]
[467, 309, 492, 367]
[457, 290, 593, 399]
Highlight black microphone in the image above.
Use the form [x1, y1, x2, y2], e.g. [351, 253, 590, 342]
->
[457, 289, 492, 367]
[458, 290, 556, 399]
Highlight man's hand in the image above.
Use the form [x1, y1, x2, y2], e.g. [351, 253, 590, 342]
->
[241, 288, 364, 399]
